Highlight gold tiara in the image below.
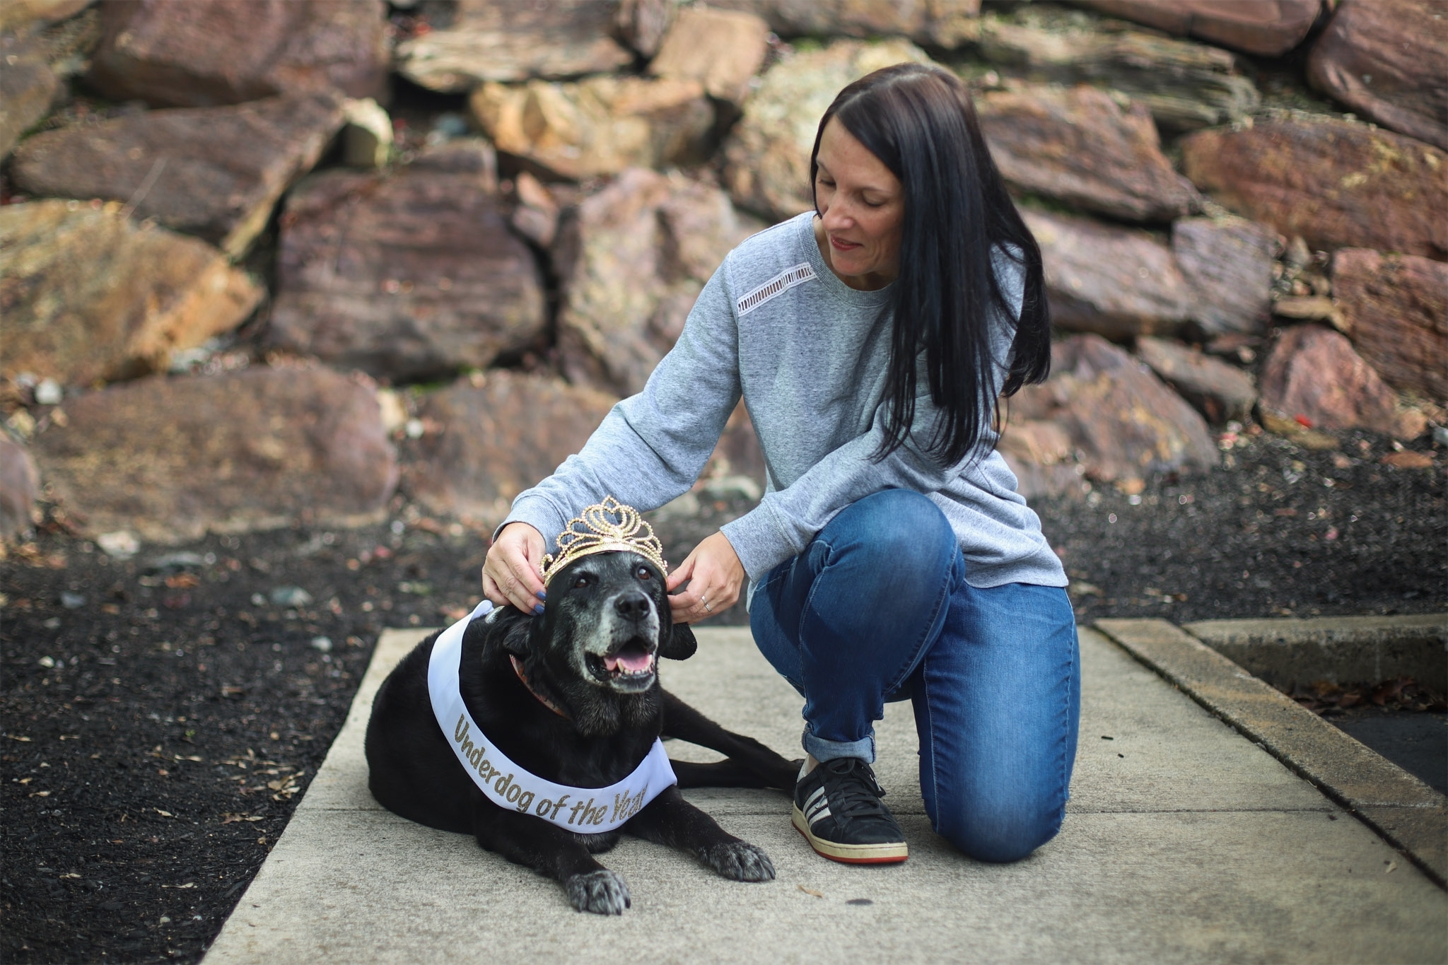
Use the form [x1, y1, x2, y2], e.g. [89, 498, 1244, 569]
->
[539, 496, 668, 587]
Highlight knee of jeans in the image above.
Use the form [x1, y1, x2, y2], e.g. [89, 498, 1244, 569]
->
[840, 491, 956, 573]
[932, 798, 1063, 864]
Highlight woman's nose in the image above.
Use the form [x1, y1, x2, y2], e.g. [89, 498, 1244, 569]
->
[821, 200, 853, 229]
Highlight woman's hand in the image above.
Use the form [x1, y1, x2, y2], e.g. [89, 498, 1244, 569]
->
[483, 522, 548, 614]
[667, 531, 745, 624]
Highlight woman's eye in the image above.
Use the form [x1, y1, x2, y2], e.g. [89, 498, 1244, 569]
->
[636, 566, 652, 581]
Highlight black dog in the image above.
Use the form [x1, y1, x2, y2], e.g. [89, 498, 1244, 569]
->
[365, 549, 800, 914]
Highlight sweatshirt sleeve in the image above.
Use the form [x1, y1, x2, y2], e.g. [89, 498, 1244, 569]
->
[500, 258, 742, 544]
[720, 252, 1026, 581]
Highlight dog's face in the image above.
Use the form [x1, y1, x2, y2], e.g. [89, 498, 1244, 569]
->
[531, 550, 694, 695]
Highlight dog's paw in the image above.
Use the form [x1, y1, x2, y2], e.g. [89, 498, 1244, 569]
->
[565, 869, 631, 915]
[703, 841, 775, 882]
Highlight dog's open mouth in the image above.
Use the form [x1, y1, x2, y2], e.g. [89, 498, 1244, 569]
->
[588, 637, 657, 684]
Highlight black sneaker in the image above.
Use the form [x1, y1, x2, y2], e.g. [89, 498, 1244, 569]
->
[792, 758, 908, 864]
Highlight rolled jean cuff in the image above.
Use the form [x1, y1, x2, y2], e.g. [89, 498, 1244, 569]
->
[804, 729, 875, 764]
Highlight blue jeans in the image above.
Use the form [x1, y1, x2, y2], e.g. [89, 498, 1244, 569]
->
[750, 490, 1080, 863]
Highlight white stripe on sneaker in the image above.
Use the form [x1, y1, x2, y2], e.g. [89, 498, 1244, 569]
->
[804, 787, 830, 824]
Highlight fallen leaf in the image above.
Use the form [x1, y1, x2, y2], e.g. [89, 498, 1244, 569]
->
[154, 808, 173, 817]
[1372, 678, 1409, 706]
[1381, 451, 1433, 470]
[1385, 861, 1397, 874]
[797, 885, 824, 898]
[30, 791, 50, 798]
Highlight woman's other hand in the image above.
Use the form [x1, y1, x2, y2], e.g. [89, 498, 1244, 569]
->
[667, 531, 745, 624]
[483, 523, 547, 614]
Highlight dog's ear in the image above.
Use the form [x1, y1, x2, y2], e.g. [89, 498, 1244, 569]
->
[658, 621, 697, 661]
[488, 606, 535, 658]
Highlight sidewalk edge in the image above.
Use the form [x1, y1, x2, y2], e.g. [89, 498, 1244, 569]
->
[1094, 618, 1447, 888]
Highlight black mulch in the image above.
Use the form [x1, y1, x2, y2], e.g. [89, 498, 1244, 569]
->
[2, 425, 1443, 963]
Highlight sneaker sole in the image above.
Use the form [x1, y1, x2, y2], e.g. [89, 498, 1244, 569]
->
[791, 805, 908, 864]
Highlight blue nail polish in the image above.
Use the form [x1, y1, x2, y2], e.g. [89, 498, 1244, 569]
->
[536, 589, 547, 600]
[533, 603, 545, 615]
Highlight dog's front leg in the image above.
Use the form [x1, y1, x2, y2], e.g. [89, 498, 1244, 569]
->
[471, 804, 631, 915]
[660, 690, 801, 791]
[626, 786, 775, 883]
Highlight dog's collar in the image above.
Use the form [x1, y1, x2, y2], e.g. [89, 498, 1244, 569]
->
[509, 654, 570, 719]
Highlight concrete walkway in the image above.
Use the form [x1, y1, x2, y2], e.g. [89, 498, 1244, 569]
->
[203, 624, 1446, 965]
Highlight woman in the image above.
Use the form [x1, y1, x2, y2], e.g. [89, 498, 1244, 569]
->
[484, 63, 1079, 866]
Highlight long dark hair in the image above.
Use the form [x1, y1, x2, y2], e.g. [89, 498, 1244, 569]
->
[811, 63, 1051, 466]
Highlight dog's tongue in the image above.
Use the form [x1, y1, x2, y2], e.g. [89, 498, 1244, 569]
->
[606, 651, 654, 674]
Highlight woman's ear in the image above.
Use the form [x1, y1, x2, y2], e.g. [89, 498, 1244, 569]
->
[659, 621, 697, 661]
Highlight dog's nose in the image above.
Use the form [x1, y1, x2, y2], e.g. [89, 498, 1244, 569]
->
[614, 592, 652, 621]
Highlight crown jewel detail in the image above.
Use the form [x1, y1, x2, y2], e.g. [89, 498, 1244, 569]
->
[540, 496, 668, 587]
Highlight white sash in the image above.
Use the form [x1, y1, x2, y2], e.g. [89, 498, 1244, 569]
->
[427, 600, 677, 834]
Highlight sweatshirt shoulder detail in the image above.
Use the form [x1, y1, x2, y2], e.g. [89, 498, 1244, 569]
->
[735, 261, 817, 317]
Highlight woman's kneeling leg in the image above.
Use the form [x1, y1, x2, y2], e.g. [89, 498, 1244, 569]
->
[751, 490, 960, 763]
[911, 581, 1079, 862]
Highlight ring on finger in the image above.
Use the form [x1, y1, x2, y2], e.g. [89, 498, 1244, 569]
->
[702, 597, 712, 612]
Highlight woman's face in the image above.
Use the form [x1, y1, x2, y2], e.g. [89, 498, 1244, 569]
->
[813, 116, 905, 291]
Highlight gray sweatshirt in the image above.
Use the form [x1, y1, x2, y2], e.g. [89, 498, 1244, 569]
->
[503, 212, 1067, 594]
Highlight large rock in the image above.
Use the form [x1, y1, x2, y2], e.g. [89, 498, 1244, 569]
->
[1331, 249, 1448, 402]
[0, 34, 59, 161]
[0, 0, 92, 34]
[647, 6, 770, 105]
[1171, 216, 1274, 337]
[10, 94, 345, 258]
[1004, 333, 1218, 493]
[1023, 209, 1193, 340]
[707, 402, 768, 490]
[1181, 117, 1448, 261]
[555, 168, 763, 397]
[396, 0, 633, 92]
[28, 368, 398, 543]
[1135, 336, 1258, 425]
[712, 0, 980, 48]
[87, 0, 387, 108]
[470, 76, 714, 181]
[1259, 324, 1417, 438]
[1071, 0, 1323, 56]
[722, 39, 936, 221]
[978, 85, 1200, 223]
[615, 0, 676, 59]
[1307, 0, 1448, 152]
[403, 371, 618, 527]
[978, 13, 1259, 132]
[268, 143, 546, 383]
[996, 417, 1084, 500]
[0, 201, 262, 387]
[0, 437, 40, 541]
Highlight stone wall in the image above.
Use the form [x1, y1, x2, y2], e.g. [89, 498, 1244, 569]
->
[1, 0, 1442, 544]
